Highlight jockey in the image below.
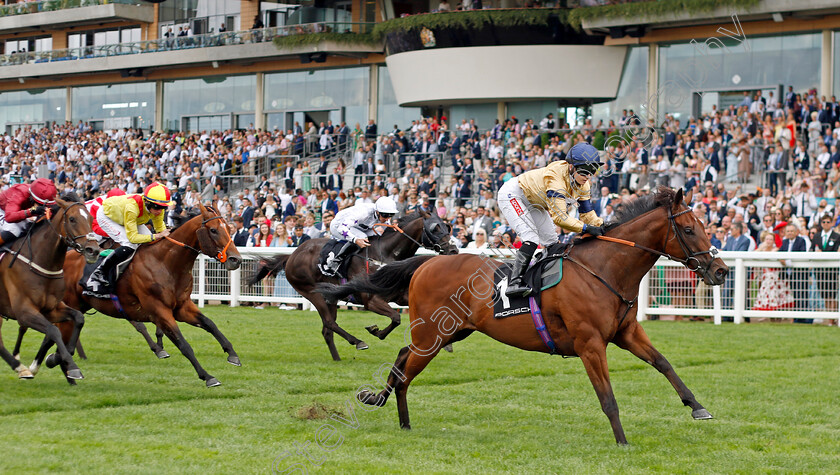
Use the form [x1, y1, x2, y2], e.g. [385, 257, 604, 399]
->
[85, 182, 172, 296]
[324, 196, 398, 272]
[0, 178, 57, 246]
[498, 143, 605, 297]
[85, 187, 126, 241]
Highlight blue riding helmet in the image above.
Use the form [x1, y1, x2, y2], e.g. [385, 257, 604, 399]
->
[568, 143, 602, 175]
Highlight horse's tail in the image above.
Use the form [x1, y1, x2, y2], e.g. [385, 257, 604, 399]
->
[316, 255, 436, 304]
[247, 254, 290, 287]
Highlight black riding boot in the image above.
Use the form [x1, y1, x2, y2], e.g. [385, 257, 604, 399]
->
[86, 246, 135, 296]
[325, 240, 358, 274]
[0, 230, 17, 247]
[506, 241, 537, 298]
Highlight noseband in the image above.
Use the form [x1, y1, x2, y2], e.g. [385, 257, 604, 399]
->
[47, 202, 98, 254]
[663, 207, 718, 276]
[375, 218, 451, 255]
[163, 209, 234, 263]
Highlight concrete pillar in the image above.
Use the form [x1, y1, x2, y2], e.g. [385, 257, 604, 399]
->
[646, 43, 659, 123]
[368, 64, 379, 124]
[822, 30, 833, 98]
[255, 72, 265, 131]
[65, 86, 72, 124]
[155, 80, 164, 132]
[497, 102, 506, 122]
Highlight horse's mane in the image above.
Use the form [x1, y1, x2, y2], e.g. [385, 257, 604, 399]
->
[171, 207, 202, 230]
[397, 211, 423, 228]
[59, 191, 82, 203]
[604, 187, 677, 231]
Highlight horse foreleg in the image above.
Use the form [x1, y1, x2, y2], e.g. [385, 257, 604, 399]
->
[575, 335, 627, 445]
[363, 295, 401, 340]
[0, 324, 32, 378]
[302, 290, 365, 361]
[156, 313, 220, 387]
[17, 311, 83, 382]
[358, 346, 410, 409]
[129, 321, 169, 359]
[614, 322, 712, 420]
[176, 303, 240, 366]
[12, 325, 26, 360]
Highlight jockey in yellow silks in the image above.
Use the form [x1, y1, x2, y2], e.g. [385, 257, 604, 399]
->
[497, 143, 604, 297]
[85, 182, 172, 297]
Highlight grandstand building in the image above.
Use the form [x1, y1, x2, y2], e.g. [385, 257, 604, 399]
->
[0, 0, 838, 133]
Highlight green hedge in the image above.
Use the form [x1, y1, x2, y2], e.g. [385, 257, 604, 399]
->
[567, 0, 761, 30]
[273, 31, 378, 49]
[371, 8, 564, 40]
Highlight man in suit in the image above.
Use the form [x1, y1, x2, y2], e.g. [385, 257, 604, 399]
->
[240, 198, 255, 229]
[290, 224, 311, 247]
[327, 170, 342, 192]
[811, 214, 840, 313]
[337, 122, 349, 152]
[470, 206, 494, 241]
[780, 224, 808, 315]
[364, 120, 377, 140]
[283, 162, 294, 191]
[317, 155, 329, 189]
[594, 186, 611, 217]
[663, 126, 677, 162]
[232, 216, 250, 247]
[721, 222, 750, 308]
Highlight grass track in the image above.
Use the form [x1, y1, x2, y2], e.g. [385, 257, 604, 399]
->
[1, 308, 839, 474]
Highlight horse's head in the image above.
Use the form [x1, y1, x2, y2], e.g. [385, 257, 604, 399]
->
[195, 202, 241, 270]
[51, 196, 100, 264]
[666, 189, 728, 285]
[420, 209, 458, 255]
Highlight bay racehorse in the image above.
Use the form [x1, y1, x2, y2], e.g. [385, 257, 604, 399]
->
[0, 195, 100, 382]
[248, 209, 457, 361]
[318, 188, 729, 444]
[37, 202, 242, 387]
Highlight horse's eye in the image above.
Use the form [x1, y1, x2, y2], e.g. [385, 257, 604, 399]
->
[684, 226, 693, 234]
[210, 228, 218, 234]
[69, 217, 76, 223]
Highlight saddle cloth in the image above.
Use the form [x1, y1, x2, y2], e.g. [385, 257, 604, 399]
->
[79, 249, 135, 298]
[318, 239, 354, 279]
[492, 243, 565, 319]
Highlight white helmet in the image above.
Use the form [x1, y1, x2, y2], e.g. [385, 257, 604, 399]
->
[375, 196, 398, 215]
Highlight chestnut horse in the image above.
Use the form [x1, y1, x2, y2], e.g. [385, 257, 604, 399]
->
[319, 188, 729, 444]
[34, 202, 242, 387]
[0, 196, 100, 381]
[248, 210, 457, 361]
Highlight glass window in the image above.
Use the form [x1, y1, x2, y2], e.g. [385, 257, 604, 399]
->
[658, 33, 820, 121]
[592, 46, 648, 126]
[0, 88, 65, 132]
[377, 65, 419, 131]
[163, 75, 256, 131]
[72, 83, 155, 130]
[264, 67, 370, 129]
[448, 104, 497, 132]
[508, 100, 560, 127]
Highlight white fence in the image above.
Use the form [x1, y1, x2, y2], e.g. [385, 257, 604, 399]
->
[191, 248, 840, 326]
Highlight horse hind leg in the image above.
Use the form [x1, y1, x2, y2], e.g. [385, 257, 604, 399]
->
[614, 322, 712, 420]
[130, 321, 170, 359]
[576, 337, 627, 445]
[302, 290, 366, 361]
[176, 304, 241, 366]
[0, 327, 32, 379]
[18, 312, 83, 382]
[12, 325, 26, 360]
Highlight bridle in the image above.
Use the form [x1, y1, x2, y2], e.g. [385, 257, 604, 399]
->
[372, 215, 452, 255]
[45, 202, 98, 254]
[163, 207, 234, 263]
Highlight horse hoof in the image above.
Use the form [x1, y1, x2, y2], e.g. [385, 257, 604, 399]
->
[66, 369, 84, 380]
[692, 408, 713, 420]
[206, 377, 222, 388]
[156, 350, 170, 359]
[443, 344, 453, 353]
[227, 355, 242, 366]
[45, 353, 60, 369]
[66, 378, 78, 386]
[365, 325, 379, 336]
[400, 423, 411, 430]
[15, 365, 34, 379]
[356, 341, 369, 350]
[29, 362, 40, 376]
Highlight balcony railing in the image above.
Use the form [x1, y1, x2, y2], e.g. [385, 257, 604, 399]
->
[0, 0, 137, 17]
[0, 22, 375, 68]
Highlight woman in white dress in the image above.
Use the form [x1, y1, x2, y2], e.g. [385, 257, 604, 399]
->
[293, 162, 304, 190]
[752, 231, 794, 311]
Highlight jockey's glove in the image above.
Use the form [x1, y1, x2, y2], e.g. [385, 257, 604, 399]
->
[584, 224, 605, 236]
[29, 206, 46, 217]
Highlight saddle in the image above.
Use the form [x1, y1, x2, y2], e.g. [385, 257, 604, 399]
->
[318, 239, 355, 279]
[492, 242, 567, 319]
[80, 249, 136, 298]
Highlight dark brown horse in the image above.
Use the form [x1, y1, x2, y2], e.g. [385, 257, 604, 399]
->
[319, 188, 729, 444]
[39, 202, 242, 387]
[248, 209, 457, 361]
[0, 196, 100, 381]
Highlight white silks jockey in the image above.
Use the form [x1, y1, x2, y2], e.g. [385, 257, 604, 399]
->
[324, 196, 398, 273]
[497, 143, 605, 297]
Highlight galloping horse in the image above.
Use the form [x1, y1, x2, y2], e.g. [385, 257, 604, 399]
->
[319, 188, 729, 444]
[48, 202, 242, 387]
[0, 196, 100, 381]
[248, 209, 457, 361]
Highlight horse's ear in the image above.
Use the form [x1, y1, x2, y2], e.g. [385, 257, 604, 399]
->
[198, 201, 208, 214]
[685, 189, 694, 205]
[419, 208, 431, 218]
[672, 188, 684, 212]
[54, 197, 68, 209]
